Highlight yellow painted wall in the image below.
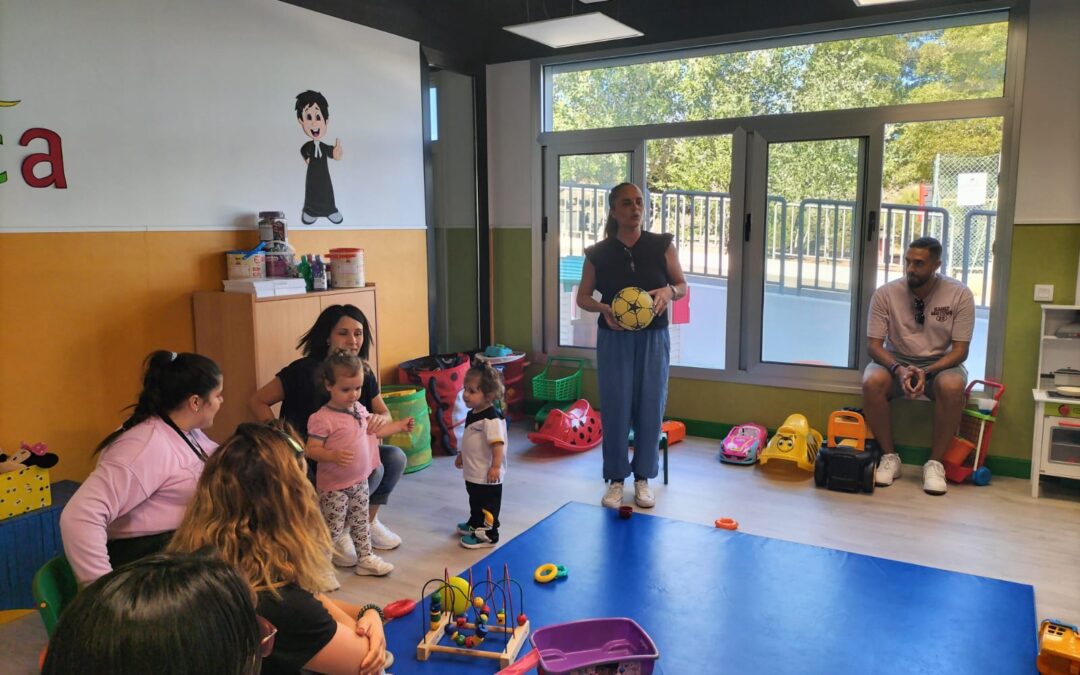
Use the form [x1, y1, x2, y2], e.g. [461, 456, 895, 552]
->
[0, 229, 428, 484]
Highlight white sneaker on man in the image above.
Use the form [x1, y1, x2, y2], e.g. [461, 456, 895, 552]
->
[875, 453, 902, 486]
[370, 517, 402, 550]
[923, 460, 948, 495]
[331, 534, 358, 567]
[355, 554, 394, 576]
[633, 479, 655, 508]
[601, 481, 624, 508]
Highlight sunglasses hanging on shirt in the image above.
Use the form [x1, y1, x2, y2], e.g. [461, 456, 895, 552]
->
[913, 297, 925, 325]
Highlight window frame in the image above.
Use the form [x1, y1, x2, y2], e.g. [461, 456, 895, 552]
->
[532, 3, 1028, 393]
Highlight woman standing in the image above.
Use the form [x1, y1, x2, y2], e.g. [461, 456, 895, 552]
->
[576, 183, 686, 510]
[60, 351, 223, 585]
[170, 422, 388, 675]
[249, 305, 406, 552]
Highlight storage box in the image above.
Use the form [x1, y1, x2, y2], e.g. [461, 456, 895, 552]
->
[0, 467, 52, 520]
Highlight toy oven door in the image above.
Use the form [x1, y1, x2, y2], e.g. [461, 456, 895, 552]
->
[1042, 417, 1080, 479]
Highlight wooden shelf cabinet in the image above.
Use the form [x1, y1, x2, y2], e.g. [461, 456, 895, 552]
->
[193, 286, 379, 443]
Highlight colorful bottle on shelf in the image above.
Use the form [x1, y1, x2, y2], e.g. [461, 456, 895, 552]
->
[297, 255, 312, 292]
[312, 255, 327, 291]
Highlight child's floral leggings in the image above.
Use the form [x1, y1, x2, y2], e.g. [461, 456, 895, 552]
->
[319, 481, 372, 557]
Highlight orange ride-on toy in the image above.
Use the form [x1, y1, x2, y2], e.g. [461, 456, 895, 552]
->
[527, 399, 602, 452]
[1038, 619, 1080, 675]
[942, 379, 1005, 486]
[815, 409, 880, 494]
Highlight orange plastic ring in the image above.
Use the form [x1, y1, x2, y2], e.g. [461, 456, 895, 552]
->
[534, 563, 559, 583]
[714, 517, 739, 530]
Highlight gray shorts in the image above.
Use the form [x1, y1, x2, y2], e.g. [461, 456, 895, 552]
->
[865, 356, 967, 400]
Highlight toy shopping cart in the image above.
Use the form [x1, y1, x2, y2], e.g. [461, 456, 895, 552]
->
[942, 379, 1005, 485]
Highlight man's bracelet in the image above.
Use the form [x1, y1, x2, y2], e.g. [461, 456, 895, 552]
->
[358, 603, 385, 624]
[888, 362, 903, 375]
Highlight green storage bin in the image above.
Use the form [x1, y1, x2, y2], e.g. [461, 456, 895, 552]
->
[382, 385, 432, 473]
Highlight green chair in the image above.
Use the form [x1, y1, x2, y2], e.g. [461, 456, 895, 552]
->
[32, 555, 78, 637]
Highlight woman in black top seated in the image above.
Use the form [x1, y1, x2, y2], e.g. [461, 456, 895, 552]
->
[169, 422, 388, 675]
[576, 182, 686, 511]
[250, 304, 406, 551]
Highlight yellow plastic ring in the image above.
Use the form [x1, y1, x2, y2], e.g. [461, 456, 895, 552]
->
[534, 563, 559, 583]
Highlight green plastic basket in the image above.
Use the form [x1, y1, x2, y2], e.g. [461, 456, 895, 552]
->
[531, 357, 584, 401]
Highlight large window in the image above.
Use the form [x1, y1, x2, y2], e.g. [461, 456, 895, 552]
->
[540, 11, 1015, 388]
[547, 16, 1008, 131]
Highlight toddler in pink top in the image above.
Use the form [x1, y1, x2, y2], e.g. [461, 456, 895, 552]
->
[306, 351, 414, 577]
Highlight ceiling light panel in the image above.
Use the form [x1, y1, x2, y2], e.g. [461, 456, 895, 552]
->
[504, 12, 643, 49]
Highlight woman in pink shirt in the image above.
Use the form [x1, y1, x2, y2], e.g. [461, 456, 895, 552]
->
[60, 350, 224, 585]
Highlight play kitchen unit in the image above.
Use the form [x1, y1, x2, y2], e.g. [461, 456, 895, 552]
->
[1031, 305, 1080, 497]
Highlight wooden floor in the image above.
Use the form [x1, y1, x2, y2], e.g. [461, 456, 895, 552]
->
[2, 423, 1078, 673]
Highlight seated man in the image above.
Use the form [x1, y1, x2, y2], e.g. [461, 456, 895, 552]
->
[863, 236, 974, 495]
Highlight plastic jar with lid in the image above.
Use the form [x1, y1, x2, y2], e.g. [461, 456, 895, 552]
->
[258, 211, 287, 243]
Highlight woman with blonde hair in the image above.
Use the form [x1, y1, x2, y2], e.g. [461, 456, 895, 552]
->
[169, 422, 388, 675]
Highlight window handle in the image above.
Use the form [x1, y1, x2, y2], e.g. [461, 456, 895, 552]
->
[743, 213, 751, 242]
[867, 210, 877, 241]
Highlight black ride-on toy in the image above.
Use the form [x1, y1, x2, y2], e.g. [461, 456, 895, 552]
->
[815, 408, 880, 494]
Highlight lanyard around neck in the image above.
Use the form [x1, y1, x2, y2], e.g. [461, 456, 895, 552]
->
[162, 415, 208, 462]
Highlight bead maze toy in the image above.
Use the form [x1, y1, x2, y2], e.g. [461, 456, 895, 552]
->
[416, 565, 530, 669]
[1038, 619, 1080, 675]
[719, 423, 767, 464]
[942, 379, 1005, 485]
[527, 399, 603, 452]
[758, 414, 822, 472]
[814, 409, 880, 494]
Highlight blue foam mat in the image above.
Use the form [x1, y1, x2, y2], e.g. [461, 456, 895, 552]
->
[384, 502, 1037, 674]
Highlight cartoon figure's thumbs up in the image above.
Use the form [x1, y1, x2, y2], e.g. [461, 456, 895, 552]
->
[332, 137, 343, 160]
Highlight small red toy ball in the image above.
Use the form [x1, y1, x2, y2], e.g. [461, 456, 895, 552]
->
[465, 636, 477, 648]
[482, 604, 491, 614]
[517, 613, 528, 626]
[456, 616, 467, 627]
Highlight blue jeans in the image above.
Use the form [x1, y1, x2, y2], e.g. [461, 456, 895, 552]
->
[368, 444, 406, 507]
[596, 328, 670, 482]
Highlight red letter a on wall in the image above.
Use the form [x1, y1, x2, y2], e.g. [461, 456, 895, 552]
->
[20, 128, 68, 188]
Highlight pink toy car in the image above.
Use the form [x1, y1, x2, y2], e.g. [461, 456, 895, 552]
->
[719, 423, 768, 465]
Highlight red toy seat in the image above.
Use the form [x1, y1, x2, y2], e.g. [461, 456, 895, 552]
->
[527, 399, 603, 452]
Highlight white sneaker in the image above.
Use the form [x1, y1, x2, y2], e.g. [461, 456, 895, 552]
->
[355, 554, 394, 576]
[601, 481, 624, 508]
[633, 479, 655, 508]
[321, 567, 341, 592]
[331, 534, 358, 567]
[875, 453, 902, 486]
[923, 460, 948, 495]
[371, 517, 402, 550]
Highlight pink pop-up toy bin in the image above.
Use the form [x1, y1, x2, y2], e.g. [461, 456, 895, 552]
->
[497, 617, 659, 675]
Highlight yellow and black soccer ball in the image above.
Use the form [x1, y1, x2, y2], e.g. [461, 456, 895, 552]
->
[611, 286, 654, 331]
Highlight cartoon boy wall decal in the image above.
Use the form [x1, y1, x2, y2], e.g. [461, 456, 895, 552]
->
[295, 90, 343, 224]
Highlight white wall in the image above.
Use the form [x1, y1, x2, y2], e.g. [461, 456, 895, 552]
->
[0, 0, 424, 231]
[486, 60, 534, 229]
[1013, 0, 1080, 224]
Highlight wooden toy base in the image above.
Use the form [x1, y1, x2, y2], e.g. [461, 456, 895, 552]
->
[416, 613, 530, 669]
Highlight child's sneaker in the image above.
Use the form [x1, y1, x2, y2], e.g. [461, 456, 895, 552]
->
[460, 530, 497, 549]
[355, 554, 394, 576]
[331, 534, 358, 567]
[456, 522, 474, 536]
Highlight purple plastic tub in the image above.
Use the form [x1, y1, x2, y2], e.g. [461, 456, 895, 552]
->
[531, 617, 659, 675]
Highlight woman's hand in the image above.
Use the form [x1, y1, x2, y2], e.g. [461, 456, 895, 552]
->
[354, 610, 386, 675]
[366, 413, 392, 435]
[599, 304, 623, 331]
[648, 285, 676, 317]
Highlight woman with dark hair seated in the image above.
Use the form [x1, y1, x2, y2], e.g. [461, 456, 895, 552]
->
[42, 551, 266, 675]
[61, 350, 224, 585]
[169, 422, 388, 675]
[250, 304, 407, 555]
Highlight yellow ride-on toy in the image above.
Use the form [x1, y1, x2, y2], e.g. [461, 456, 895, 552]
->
[759, 414, 822, 472]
